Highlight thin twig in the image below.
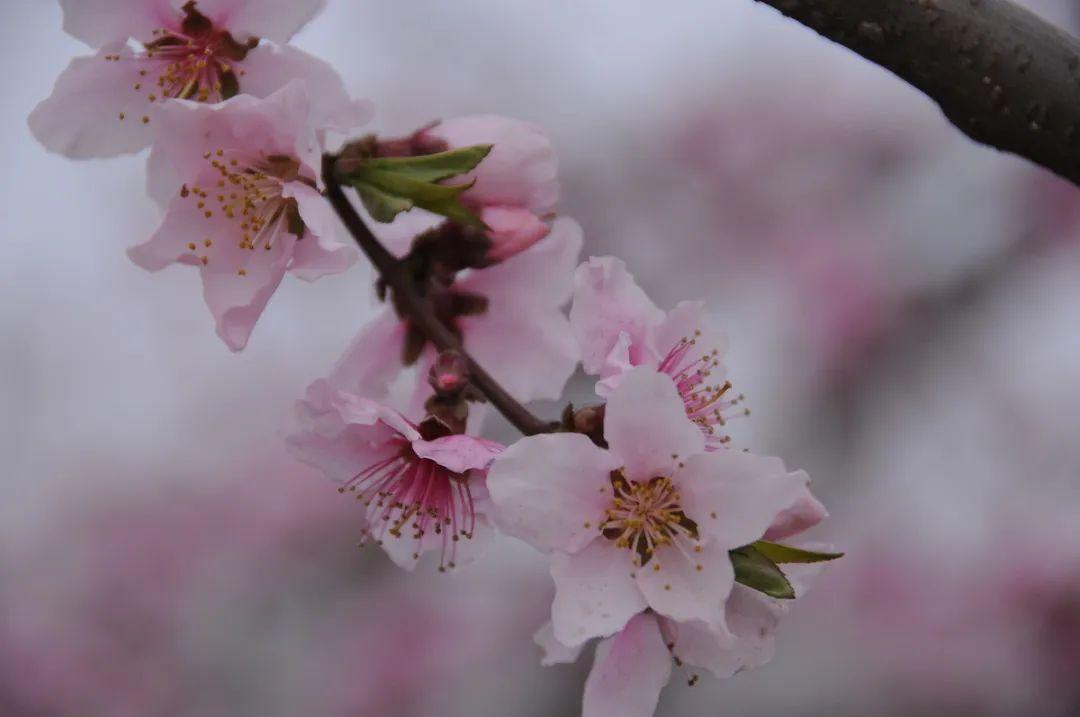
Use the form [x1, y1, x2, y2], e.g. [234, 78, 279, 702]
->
[753, 0, 1080, 186]
[321, 154, 555, 437]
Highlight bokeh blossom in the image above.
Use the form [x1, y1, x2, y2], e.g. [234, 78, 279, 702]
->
[287, 379, 502, 571]
[128, 82, 357, 350]
[488, 367, 813, 647]
[29, 0, 368, 158]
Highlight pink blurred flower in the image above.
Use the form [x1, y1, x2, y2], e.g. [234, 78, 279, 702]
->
[128, 83, 357, 350]
[488, 367, 810, 647]
[287, 379, 502, 572]
[29, 0, 370, 158]
[571, 255, 745, 449]
[330, 216, 582, 404]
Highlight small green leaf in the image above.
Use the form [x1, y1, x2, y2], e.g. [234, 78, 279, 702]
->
[362, 145, 493, 183]
[360, 169, 473, 203]
[354, 181, 415, 223]
[731, 546, 795, 599]
[752, 541, 844, 565]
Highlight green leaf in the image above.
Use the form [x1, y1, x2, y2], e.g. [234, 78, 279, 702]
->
[731, 546, 796, 600]
[752, 541, 844, 565]
[362, 145, 493, 183]
[354, 181, 415, 223]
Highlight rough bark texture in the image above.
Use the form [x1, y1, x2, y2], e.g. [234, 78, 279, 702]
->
[753, 0, 1080, 185]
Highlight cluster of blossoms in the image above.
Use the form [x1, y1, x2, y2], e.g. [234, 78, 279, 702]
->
[32, 2, 837, 715]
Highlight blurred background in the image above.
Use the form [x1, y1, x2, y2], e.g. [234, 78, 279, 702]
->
[4, 1, 1080, 715]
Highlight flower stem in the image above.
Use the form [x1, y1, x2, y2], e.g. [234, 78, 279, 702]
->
[321, 154, 556, 437]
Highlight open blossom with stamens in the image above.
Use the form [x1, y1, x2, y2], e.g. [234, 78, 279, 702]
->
[487, 367, 813, 648]
[571, 256, 746, 449]
[30, 0, 370, 159]
[128, 83, 357, 350]
[287, 380, 502, 571]
[329, 217, 582, 406]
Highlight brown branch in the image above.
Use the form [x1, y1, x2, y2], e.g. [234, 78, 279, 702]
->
[320, 155, 556, 437]
[752, 0, 1080, 186]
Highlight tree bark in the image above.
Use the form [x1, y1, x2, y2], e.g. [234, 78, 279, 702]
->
[752, 0, 1080, 186]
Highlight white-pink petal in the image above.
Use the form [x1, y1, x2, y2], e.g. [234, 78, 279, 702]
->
[487, 433, 617, 554]
[634, 541, 735, 636]
[411, 435, 502, 475]
[671, 587, 784, 680]
[582, 613, 672, 717]
[551, 540, 646, 647]
[59, 0, 176, 47]
[327, 310, 408, 400]
[534, 621, 586, 667]
[570, 255, 665, 376]
[284, 182, 357, 281]
[677, 451, 806, 550]
[192, 0, 326, 42]
[603, 367, 705, 482]
[763, 471, 829, 542]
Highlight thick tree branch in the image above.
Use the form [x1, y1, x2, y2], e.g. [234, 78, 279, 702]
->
[753, 0, 1080, 186]
[321, 155, 555, 436]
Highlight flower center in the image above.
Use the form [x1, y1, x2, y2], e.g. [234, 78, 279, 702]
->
[180, 151, 309, 273]
[657, 330, 747, 449]
[338, 439, 477, 572]
[600, 471, 699, 567]
[142, 2, 256, 104]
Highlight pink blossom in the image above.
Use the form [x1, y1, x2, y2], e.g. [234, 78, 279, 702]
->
[487, 367, 811, 647]
[286, 379, 502, 571]
[127, 83, 356, 350]
[571, 255, 746, 449]
[30, 0, 370, 158]
[330, 216, 582, 404]
[373, 115, 559, 263]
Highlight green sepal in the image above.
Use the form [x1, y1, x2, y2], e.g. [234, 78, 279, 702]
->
[730, 545, 796, 600]
[361, 145, 492, 183]
[752, 541, 844, 565]
[338, 145, 492, 227]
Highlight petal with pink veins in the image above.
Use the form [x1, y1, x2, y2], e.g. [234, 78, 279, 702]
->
[603, 367, 704, 482]
[677, 451, 807, 550]
[582, 613, 672, 717]
[551, 540, 646, 647]
[635, 541, 735, 636]
[487, 434, 617, 554]
[412, 435, 503, 474]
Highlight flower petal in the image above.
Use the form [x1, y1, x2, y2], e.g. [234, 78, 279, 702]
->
[487, 433, 616, 554]
[534, 621, 586, 667]
[412, 435, 503, 474]
[582, 613, 672, 717]
[570, 255, 665, 376]
[284, 182, 357, 281]
[604, 367, 704, 481]
[379, 510, 494, 571]
[457, 305, 579, 402]
[671, 586, 785, 679]
[480, 206, 551, 262]
[551, 540, 646, 647]
[238, 43, 373, 133]
[193, 0, 326, 42]
[763, 471, 829, 542]
[29, 44, 158, 158]
[635, 541, 735, 635]
[430, 115, 559, 213]
[327, 310, 407, 400]
[677, 451, 807, 550]
[456, 216, 582, 311]
[59, 0, 177, 47]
